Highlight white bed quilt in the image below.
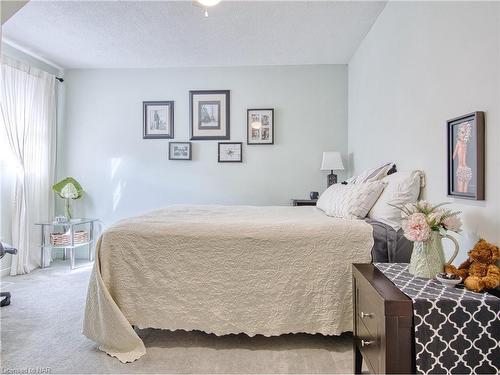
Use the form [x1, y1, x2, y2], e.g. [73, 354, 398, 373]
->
[83, 205, 373, 362]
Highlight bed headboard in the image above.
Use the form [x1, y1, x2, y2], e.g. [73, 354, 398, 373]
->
[387, 164, 397, 175]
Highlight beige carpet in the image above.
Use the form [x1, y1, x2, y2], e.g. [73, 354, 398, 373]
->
[1, 260, 359, 374]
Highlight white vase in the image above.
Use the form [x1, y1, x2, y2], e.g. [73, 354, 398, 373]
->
[408, 232, 459, 278]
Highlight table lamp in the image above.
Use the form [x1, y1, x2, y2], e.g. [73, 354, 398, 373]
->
[321, 151, 344, 187]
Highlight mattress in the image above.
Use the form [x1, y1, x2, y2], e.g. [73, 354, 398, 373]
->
[83, 205, 374, 362]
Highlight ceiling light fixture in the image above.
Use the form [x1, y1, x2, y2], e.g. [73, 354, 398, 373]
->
[197, 0, 221, 6]
[194, 0, 221, 17]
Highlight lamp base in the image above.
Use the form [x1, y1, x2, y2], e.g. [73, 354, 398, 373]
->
[1, 292, 11, 307]
[327, 172, 338, 187]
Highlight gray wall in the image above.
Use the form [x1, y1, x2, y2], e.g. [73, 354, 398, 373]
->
[348, 1, 500, 263]
[60, 65, 347, 225]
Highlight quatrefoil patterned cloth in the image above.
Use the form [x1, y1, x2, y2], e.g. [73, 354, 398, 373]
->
[375, 263, 500, 375]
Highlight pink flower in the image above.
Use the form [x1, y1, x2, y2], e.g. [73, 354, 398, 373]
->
[443, 215, 462, 232]
[416, 200, 433, 212]
[402, 213, 432, 242]
[428, 210, 444, 225]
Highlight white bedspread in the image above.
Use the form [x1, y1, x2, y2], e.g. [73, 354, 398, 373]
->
[83, 205, 373, 362]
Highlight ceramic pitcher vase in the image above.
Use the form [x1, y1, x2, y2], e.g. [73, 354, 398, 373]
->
[409, 232, 459, 278]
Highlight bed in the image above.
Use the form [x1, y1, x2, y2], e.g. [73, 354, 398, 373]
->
[369, 218, 412, 263]
[83, 166, 423, 362]
[83, 204, 413, 362]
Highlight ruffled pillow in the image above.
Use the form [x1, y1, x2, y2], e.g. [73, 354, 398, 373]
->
[317, 181, 386, 219]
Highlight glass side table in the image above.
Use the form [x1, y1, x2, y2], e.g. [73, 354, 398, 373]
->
[35, 218, 99, 270]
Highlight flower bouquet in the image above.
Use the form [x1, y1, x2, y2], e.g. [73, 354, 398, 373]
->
[52, 177, 84, 220]
[394, 200, 462, 278]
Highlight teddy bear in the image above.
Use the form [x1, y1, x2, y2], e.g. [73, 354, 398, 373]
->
[444, 239, 500, 293]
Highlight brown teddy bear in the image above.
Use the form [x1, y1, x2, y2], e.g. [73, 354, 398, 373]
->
[444, 239, 500, 293]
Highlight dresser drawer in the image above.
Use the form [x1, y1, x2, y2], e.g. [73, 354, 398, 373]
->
[356, 317, 380, 373]
[355, 276, 383, 338]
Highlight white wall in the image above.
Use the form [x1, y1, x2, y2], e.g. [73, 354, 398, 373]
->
[348, 1, 500, 263]
[60, 65, 347, 226]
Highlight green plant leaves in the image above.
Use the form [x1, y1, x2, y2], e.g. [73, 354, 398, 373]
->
[52, 177, 83, 199]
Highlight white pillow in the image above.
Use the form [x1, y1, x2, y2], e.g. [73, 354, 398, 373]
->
[346, 163, 393, 184]
[368, 171, 422, 230]
[317, 181, 386, 219]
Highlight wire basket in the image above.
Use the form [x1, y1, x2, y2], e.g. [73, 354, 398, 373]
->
[50, 230, 89, 246]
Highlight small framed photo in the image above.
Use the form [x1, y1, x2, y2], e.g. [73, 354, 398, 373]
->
[169, 142, 192, 160]
[143, 101, 174, 139]
[218, 142, 242, 163]
[447, 111, 485, 200]
[190, 90, 230, 140]
[247, 108, 274, 145]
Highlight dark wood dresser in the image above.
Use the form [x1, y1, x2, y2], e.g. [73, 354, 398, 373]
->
[352, 263, 415, 374]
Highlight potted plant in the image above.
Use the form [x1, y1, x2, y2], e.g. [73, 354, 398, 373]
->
[52, 177, 83, 221]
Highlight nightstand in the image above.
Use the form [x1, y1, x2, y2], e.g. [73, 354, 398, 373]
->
[291, 199, 317, 206]
[35, 218, 99, 270]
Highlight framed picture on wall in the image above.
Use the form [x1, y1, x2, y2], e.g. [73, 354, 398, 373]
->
[447, 111, 485, 200]
[169, 142, 192, 160]
[190, 90, 230, 140]
[143, 101, 174, 139]
[247, 108, 274, 145]
[218, 142, 242, 163]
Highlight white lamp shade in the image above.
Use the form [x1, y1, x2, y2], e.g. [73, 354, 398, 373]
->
[320, 152, 344, 171]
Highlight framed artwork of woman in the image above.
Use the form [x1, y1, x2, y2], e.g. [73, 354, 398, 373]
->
[447, 111, 485, 200]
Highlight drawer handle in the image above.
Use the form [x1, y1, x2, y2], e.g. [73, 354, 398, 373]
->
[361, 339, 374, 347]
[360, 311, 373, 318]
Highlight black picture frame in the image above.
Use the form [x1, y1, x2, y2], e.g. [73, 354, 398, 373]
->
[218, 142, 242, 163]
[169, 142, 192, 160]
[247, 108, 274, 145]
[143, 101, 174, 139]
[190, 90, 230, 140]
[447, 111, 485, 200]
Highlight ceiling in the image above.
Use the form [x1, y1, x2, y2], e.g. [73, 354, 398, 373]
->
[2, 1, 386, 69]
[1, 1, 29, 25]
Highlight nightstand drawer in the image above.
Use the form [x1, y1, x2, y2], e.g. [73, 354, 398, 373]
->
[355, 318, 380, 374]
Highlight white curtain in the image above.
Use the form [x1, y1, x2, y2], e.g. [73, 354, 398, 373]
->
[0, 55, 56, 275]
